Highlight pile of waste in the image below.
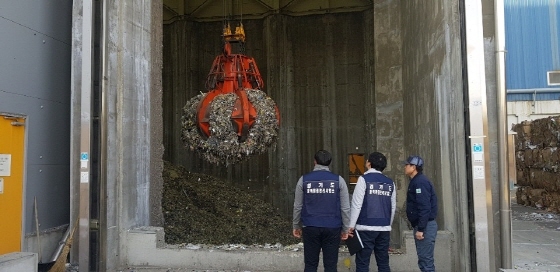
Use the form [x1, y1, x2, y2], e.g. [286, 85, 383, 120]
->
[162, 161, 297, 246]
[181, 89, 279, 165]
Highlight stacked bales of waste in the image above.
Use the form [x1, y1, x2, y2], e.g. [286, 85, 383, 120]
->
[512, 115, 560, 213]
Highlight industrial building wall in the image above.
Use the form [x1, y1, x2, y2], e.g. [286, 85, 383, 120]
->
[505, 0, 560, 90]
[69, 0, 163, 269]
[0, 0, 72, 234]
[504, 0, 560, 131]
[63, 0, 496, 269]
[401, 0, 470, 271]
[371, 0, 405, 250]
[508, 100, 560, 125]
[162, 12, 376, 217]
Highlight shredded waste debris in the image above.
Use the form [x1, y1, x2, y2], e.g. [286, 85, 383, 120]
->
[162, 161, 297, 246]
[181, 89, 279, 166]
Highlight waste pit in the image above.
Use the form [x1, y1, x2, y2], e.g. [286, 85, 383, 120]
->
[162, 161, 298, 246]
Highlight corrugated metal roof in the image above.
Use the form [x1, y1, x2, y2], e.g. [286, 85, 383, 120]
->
[505, 0, 560, 92]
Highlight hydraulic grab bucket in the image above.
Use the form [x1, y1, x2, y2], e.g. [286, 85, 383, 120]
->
[181, 22, 280, 165]
[197, 42, 264, 142]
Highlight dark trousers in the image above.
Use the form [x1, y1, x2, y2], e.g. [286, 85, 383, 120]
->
[355, 230, 391, 272]
[302, 226, 341, 272]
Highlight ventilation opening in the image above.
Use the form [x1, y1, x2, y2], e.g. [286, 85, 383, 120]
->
[547, 71, 560, 85]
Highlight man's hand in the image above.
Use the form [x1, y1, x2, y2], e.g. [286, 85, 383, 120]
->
[347, 227, 355, 238]
[341, 232, 348, 241]
[415, 231, 424, 240]
[293, 228, 302, 238]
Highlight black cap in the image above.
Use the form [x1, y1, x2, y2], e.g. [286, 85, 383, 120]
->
[401, 155, 424, 167]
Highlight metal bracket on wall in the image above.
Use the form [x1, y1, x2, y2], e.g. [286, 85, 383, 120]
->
[2, 114, 24, 119]
[3, 115, 26, 126]
[90, 219, 99, 230]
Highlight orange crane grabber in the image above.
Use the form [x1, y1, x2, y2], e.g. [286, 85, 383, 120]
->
[196, 22, 279, 142]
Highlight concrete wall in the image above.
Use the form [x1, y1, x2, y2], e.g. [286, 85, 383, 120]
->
[70, 0, 163, 270]
[125, 227, 453, 272]
[400, 0, 470, 271]
[103, 1, 163, 270]
[372, 0, 406, 248]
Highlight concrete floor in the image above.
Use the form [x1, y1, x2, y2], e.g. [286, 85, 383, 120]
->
[508, 202, 560, 272]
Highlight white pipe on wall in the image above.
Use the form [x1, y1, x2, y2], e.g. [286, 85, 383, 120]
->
[507, 88, 560, 93]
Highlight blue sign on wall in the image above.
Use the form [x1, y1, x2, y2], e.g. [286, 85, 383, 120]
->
[473, 143, 483, 153]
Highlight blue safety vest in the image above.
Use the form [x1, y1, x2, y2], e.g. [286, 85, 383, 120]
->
[357, 173, 394, 226]
[301, 170, 342, 228]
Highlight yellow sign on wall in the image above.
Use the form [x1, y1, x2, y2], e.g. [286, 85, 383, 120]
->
[0, 115, 26, 254]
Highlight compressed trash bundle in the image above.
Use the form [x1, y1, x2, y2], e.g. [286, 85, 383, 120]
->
[181, 88, 279, 165]
[513, 115, 560, 213]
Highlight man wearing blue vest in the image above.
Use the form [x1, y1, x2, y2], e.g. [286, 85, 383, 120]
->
[403, 155, 438, 272]
[348, 152, 396, 272]
[293, 150, 351, 272]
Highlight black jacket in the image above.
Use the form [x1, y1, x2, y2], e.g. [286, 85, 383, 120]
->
[406, 173, 438, 231]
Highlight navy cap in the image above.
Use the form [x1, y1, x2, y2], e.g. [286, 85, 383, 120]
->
[402, 155, 424, 167]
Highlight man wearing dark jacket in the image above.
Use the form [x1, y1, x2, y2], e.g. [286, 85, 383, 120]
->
[293, 150, 351, 272]
[404, 155, 438, 272]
